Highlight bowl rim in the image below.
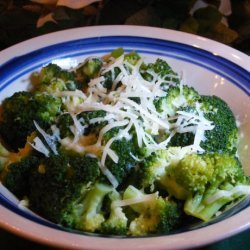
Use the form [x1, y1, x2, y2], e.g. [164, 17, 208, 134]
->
[1, 203, 250, 250]
[0, 25, 249, 70]
[0, 25, 250, 250]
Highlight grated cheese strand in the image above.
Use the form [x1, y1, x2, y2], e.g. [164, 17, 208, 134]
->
[33, 121, 58, 155]
[29, 137, 50, 157]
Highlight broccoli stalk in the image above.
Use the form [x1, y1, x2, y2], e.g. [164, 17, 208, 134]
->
[77, 183, 113, 232]
[101, 190, 128, 235]
[123, 185, 182, 235]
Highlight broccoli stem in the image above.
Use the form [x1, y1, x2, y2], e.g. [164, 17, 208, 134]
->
[78, 183, 113, 232]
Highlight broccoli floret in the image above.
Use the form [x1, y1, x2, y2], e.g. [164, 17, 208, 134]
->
[79, 110, 107, 124]
[124, 51, 141, 66]
[102, 68, 121, 90]
[199, 95, 238, 154]
[101, 190, 128, 235]
[103, 129, 139, 186]
[2, 155, 39, 198]
[76, 58, 103, 86]
[161, 153, 249, 221]
[105, 138, 138, 186]
[137, 147, 191, 191]
[169, 132, 195, 147]
[56, 113, 74, 139]
[38, 63, 80, 92]
[39, 63, 61, 84]
[167, 106, 197, 147]
[77, 110, 108, 137]
[0, 137, 38, 197]
[140, 59, 179, 86]
[161, 153, 214, 199]
[102, 50, 141, 89]
[29, 151, 102, 228]
[123, 185, 182, 235]
[55, 110, 107, 140]
[0, 91, 62, 150]
[154, 85, 200, 117]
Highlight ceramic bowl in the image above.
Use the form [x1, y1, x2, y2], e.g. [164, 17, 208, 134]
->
[0, 25, 249, 250]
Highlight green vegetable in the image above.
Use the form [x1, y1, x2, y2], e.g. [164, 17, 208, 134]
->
[0, 91, 62, 150]
[101, 190, 128, 235]
[137, 147, 187, 191]
[103, 128, 139, 186]
[28, 151, 103, 228]
[0, 49, 247, 237]
[38, 63, 81, 92]
[154, 85, 200, 116]
[76, 58, 103, 86]
[123, 185, 182, 235]
[161, 153, 248, 221]
[141, 58, 179, 85]
[3, 155, 39, 197]
[200, 95, 239, 154]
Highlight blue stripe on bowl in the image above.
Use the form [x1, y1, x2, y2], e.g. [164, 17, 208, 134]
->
[0, 35, 250, 236]
[0, 36, 249, 94]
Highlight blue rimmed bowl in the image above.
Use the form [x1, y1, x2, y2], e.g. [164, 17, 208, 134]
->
[0, 25, 249, 250]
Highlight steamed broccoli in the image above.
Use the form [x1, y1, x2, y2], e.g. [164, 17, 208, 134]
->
[0, 138, 38, 197]
[76, 58, 103, 86]
[0, 91, 62, 150]
[75, 49, 141, 90]
[102, 50, 141, 89]
[55, 110, 107, 140]
[28, 151, 110, 230]
[77, 183, 113, 232]
[161, 153, 249, 221]
[0, 48, 247, 237]
[56, 113, 74, 139]
[137, 147, 190, 191]
[38, 63, 80, 92]
[78, 110, 107, 135]
[140, 58, 179, 86]
[124, 51, 141, 66]
[123, 185, 182, 235]
[3, 155, 39, 198]
[101, 191, 128, 235]
[154, 85, 200, 117]
[102, 128, 139, 186]
[199, 95, 239, 154]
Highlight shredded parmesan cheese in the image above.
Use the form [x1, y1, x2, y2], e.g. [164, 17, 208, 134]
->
[36, 52, 217, 187]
